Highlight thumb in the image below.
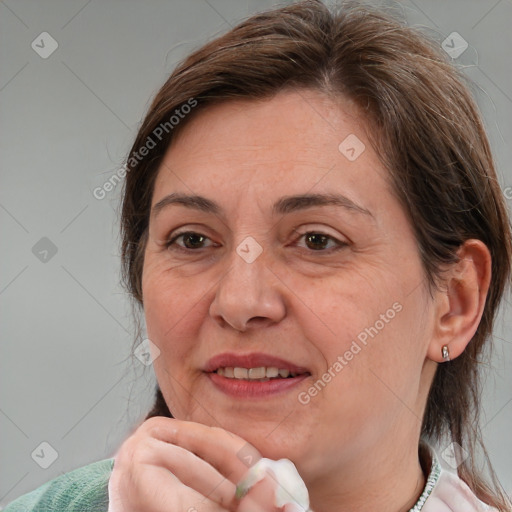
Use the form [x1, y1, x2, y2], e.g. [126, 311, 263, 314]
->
[238, 468, 280, 512]
[283, 503, 310, 512]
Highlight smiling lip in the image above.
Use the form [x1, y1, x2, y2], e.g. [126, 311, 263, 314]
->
[207, 372, 310, 398]
[203, 352, 310, 374]
[203, 352, 311, 399]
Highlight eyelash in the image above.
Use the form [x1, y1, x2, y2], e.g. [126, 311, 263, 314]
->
[164, 230, 348, 254]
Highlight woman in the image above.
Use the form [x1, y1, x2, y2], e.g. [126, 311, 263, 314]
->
[4, 1, 511, 511]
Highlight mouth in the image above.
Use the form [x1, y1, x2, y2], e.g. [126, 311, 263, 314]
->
[203, 352, 311, 398]
[213, 366, 307, 381]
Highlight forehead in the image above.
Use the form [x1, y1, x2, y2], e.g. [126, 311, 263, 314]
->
[152, 89, 385, 207]
[171, 90, 363, 151]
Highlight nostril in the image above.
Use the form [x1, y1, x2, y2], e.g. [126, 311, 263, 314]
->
[249, 316, 268, 325]
[231, 317, 269, 332]
[246, 316, 275, 329]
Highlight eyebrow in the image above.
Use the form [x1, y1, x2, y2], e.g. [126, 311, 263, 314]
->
[151, 192, 373, 218]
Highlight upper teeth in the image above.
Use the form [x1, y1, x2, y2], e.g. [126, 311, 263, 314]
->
[216, 367, 298, 379]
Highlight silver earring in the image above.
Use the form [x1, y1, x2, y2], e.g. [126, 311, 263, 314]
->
[442, 345, 451, 362]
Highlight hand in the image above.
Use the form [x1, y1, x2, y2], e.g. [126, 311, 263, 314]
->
[107, 416, 284, 512]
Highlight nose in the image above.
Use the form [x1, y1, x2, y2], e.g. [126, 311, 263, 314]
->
[209, 245, 286, 332]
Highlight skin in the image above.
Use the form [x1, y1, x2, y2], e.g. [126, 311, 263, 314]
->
[110, 89, 491, 512]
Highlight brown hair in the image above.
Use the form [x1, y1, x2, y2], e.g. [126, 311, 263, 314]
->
[120, 1, 512, 508]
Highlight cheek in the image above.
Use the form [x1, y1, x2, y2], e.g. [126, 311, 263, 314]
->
[293, 267, 425, 391]
[142, 257, 210, 352]
[343, 287, 431, 415]
[277, 268, 395, 356]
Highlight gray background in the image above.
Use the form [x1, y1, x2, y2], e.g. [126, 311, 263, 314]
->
[1, 0, 511, 506]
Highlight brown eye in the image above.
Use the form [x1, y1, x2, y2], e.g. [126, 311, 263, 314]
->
[181, 233, 207, 249]
[305, 233, 331, 251]
[165, 231, 213, 251]
[295, 231, 348, 253]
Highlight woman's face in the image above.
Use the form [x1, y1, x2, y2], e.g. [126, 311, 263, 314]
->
[142, 89, 437, 482]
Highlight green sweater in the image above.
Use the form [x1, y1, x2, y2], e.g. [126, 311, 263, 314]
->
[1, 448, 500, 511]
[2, 458, 114, 512]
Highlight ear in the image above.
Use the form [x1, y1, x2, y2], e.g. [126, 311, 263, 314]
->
[427, 239, 491, 362]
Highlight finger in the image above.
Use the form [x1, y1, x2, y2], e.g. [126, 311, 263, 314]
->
[237, 467, 311, 512]
[238, 470, 279, 512]
[130, 463, 226, 512]
[283, 504, 308, 512]
[142, 417, 262, 486]
[139, 436, 239, 510]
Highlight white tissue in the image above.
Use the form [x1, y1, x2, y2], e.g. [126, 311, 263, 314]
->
[238, 457, 310, 511]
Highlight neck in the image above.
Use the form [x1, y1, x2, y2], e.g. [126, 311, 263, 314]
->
[307, 438, 428, 512]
